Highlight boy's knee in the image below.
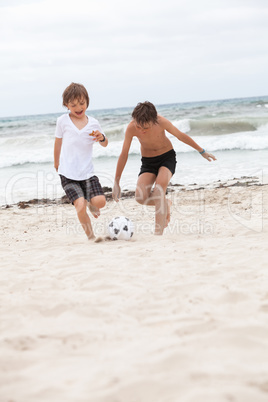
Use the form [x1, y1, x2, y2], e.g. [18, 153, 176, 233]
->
[91, 195, 106, 209]
[98, 196, 106, 208]
[135, 196, 143, 205]
[135, 190, 146, 204]
[153, 184, 165, 198]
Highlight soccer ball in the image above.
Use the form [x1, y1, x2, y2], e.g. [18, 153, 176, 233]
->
[108, 216, 134, 241]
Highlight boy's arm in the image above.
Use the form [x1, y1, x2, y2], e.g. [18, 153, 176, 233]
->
[159, 116, 216, 161]
[54, 138, 62, 171]
[112, 127, 133, 202]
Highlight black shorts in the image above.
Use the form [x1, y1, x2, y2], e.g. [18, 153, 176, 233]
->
[139, 149, 177, 177]
[60, 175, 104, 204]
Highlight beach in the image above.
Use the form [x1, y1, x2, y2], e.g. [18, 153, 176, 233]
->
[1, 180, 268, 402]
[1, 0, 268, 398]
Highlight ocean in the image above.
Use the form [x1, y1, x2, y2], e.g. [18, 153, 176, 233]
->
[1, 96, 268, 206]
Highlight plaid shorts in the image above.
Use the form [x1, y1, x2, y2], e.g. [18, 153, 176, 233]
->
[60, 175, 104, 204]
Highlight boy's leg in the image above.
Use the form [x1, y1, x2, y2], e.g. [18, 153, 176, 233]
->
[73, 197, 95, 239]
[153, 167, 173, 235]
[135, 172, 156, 205]
[86, 176, 106, 218]
[88, 195, 106, 218]
[135, 167, 172, 235]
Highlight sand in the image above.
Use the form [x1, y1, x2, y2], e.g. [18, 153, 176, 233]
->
[0, 182, 268, 402]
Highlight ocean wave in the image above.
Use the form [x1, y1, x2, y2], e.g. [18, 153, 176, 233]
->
[187, 118, 261, 136]
[1, 110, 267, 144]
[0, 136, 54, 169]
[169, 128, 268, 153]
[0, 133, 54, 147]
[1, 129, 267, 169]
[104, 117, 268, 140]
[0, 156, 53, 169]
[1, 102, 267, 170]
[104, 124, 128, 140]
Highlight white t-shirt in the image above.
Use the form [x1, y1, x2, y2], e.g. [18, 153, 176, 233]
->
[55, 114, 104, 180]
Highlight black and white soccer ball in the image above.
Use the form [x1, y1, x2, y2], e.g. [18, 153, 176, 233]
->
[108, 216, 134, 241]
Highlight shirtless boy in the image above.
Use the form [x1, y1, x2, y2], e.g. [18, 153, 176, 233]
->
[112, 101, 216, 235]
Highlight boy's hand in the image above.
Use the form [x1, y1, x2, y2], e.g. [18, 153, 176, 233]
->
[201, 151, 216, 162]
[89, 130, 105, 142]
[112, 182, 121, 202]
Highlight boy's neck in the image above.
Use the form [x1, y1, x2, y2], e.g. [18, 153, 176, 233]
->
[69, 113, 88, 130]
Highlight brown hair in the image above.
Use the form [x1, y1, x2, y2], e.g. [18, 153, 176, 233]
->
[131, 101, 158, 126]
[62, 83, 90, 107]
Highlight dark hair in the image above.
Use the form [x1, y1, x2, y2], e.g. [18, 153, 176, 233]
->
[131, 101, 158, 126]
[62, 82, 90, 107]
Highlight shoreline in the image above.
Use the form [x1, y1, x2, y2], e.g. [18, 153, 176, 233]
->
[2, 175, 265, 210]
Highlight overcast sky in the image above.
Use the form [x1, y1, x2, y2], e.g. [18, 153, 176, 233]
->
[0, 0, 267, 117]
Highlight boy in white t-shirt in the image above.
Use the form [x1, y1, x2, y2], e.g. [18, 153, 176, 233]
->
[54, 83, 108, 240]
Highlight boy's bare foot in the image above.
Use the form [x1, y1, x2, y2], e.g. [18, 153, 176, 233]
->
[165, 199, 172, 228]
[88, 236, 113, 243]
[88, 236, 104, 242]
[94, 236, 104, 243]
[94, 236, 114, 243]
[89, 203, 100, 218]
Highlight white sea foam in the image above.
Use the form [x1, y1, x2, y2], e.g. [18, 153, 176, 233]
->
[1, 126, 268, 169]
[172, 119, 191, 133]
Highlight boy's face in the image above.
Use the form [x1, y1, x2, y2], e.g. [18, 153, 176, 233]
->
[67, 97, 87, 118]
[134, 121, 154, 134]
